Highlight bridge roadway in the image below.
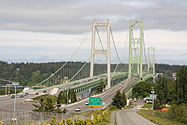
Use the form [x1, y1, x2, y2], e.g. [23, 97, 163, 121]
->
[0, 73, 151, 114]
[64, 76, 140, 112]
[32, 72, 128, 95]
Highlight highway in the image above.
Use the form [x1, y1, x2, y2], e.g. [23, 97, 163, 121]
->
[0, 74, 141, 118]
[65, 76, 140, 112]
[111, 101, 156, 125]
[0, 94, 38, 112]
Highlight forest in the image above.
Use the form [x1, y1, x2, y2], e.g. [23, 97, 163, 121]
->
[0, 60, 182, 86]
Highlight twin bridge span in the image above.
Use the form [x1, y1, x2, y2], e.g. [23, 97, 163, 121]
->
[31, 20, 155, 102]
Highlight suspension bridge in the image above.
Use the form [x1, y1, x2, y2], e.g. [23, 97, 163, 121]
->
[25, 20, 156, 102]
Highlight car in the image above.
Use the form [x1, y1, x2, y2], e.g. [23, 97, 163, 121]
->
[35, 92, 39, 95]
[43, 90, 47, 93]
[20, 95, 24, 98]
[25, 93, 29, 96]
[11, 95, 15, 99]
[75, 107, 81, 112]
[85, 102, 89, 105]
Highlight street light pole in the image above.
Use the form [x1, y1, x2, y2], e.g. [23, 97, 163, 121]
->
[12, 82, 16, 119]
[0, 79, 17, 120]
[151, 87, 155, 110]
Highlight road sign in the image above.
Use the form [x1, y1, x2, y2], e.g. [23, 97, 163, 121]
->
[89, 97, 102, 107]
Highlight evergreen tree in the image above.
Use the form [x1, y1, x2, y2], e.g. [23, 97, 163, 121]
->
[176, 66, 187, 104]
[57, 92, 64, 104]
[156, 76, 169, 104]
[45, 98, 55, 112]
[112, 91, 126, 109]
[122, 91, 127, 106]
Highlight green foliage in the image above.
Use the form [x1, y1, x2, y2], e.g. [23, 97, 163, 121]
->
[95, 78, 107, 94]
[155, 64, 181, 76]
[32, 95, 56, 112]
[0, 88, 22, 95]
[168, 104, 187, 124]
[55, 108, 62, 113]
[141, 104, 152, 109]
[66, 118, 73, 125]
[0, 61, 181, 86]
[112, 91, 126, 109]
[57, 90, 77, 104]
[156, 66, 187, 105]
[74, 118, 85, 125]
[132, 81, 156, 98]
[62, 108, 67, 114]
[138, 110, 185, 125]
[176, 66, 187, 104]
[50, 117, 57, 125]
[154, 99, 161, 110]
[28, 72, 48, 86]
[156, 76, 170, 104]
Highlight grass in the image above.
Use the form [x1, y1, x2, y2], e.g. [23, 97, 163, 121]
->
[137, 110, 185, 125]
[141, 104, 152, 109]
[95, 121, 110, 125]
[123, 106, 133, 109]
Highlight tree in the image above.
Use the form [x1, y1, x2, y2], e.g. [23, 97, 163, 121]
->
[112, 91, 126, 109]
[156, 76, 177, 105]
[33, 97, 55, 112]
[69, 89, 77, 103]
[121, 91, 127, 106]
[153, 99, 161, 110]
[175, 66, 187, 104]
[45, 98, 55, 112]
[132, 81, 156, 98]
[57, 92, 65, 104]
[95, 78, 107, 94]
[32, 98, 45, 112]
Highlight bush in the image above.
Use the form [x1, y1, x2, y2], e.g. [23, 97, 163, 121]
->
[168, 104, 187, 124]
[67, 118, 73, 125]
[74, 118, 85, 125]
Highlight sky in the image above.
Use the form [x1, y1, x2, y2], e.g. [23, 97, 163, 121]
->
[0, 0, 187, 64]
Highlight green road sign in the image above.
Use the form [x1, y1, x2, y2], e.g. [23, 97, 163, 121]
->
[89, 97, 102, 107]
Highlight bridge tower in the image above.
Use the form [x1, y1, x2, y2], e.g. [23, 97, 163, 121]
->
[128, 21, 144, 78]
[90, 20, 111, 89]
[148, 47, 155, 75]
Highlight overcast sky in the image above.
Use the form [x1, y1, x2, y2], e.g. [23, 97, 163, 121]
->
[0, 0, 187, 64]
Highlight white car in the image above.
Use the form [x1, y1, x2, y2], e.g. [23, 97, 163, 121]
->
[85, 102, 89, 105]
[75, 107, 81, 112]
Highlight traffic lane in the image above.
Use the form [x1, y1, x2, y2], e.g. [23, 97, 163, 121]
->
[63, 77, 136, 113]
[0, 97, 34, 112]
[116, 108, 156, 125]
[0, 96, 10, 101]
[67, 79, 127, 112]
[0, 95, 36, 112]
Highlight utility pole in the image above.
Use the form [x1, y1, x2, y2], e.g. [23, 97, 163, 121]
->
[0, 79, 17, 124]
[90, 20, 111, 90]
[151, 87, 155, 110]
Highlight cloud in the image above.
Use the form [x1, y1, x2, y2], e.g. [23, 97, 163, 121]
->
[0, 0, 186, 33]
[0, 0, 187, 64]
